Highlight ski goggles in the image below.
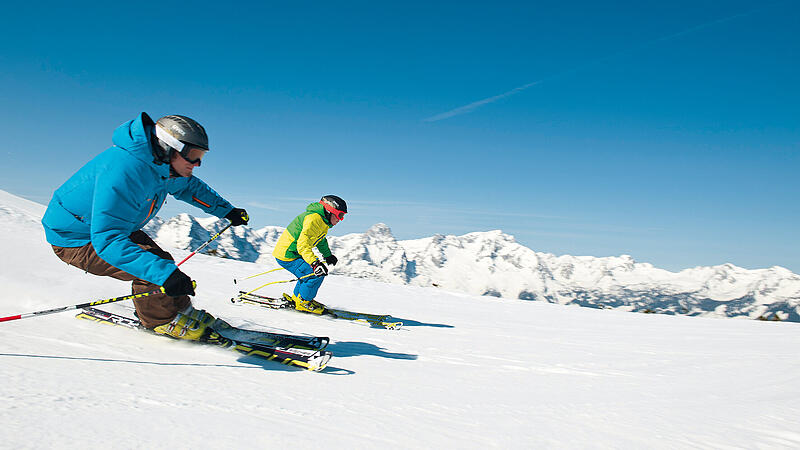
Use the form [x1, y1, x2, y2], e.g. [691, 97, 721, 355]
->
[321, 202, 346, 221]
[177, 148, 206, 166]
[155, 124, 208, 166]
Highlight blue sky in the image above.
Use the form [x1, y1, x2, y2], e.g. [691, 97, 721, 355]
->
[1, 1, 797, 272]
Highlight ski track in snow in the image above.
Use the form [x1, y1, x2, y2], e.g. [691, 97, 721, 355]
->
[1, 190, 800, 448]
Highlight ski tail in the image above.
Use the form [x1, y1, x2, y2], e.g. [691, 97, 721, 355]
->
[76, 307, 140, 329]
[232, 291, 291, 309]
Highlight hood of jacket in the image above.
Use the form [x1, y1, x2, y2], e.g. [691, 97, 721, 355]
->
[306, 202, 332, 226]
[111, 112, 170, 179]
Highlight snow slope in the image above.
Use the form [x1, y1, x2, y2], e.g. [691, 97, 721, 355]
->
[2, 190, 800, 448]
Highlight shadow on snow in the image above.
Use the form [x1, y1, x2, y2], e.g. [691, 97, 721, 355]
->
[389, 317, 454, 328]
[326, 341, 418, 360]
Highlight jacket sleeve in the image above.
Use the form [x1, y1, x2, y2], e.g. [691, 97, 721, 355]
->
[316, 237, 332, 259]
[296, 214, 329, 265]
[168, 176, 234, 218]
[90, 166, 177, 285]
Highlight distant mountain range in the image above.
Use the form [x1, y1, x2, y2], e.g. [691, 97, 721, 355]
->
[143, 213, 800, 322]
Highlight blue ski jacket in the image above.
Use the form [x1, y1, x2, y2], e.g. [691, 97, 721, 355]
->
[41, 112, 233, 285]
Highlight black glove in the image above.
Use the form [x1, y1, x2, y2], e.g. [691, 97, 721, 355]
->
[311, 260, 328, 277]
[225, 207, 249, 226]
[324, 255, 338, 266]
[162, 269, 196, 297]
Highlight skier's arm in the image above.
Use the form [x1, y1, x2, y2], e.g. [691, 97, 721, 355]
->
[317, 237, 332, 259]
[296, 214, 328, 264]
[90, 167, 177, 285]
[168, 176, 234, 218]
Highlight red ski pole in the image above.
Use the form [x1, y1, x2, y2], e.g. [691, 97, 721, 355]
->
[175, 222, 233, 266]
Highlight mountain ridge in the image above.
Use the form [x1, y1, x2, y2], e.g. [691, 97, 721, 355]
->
[141, 212, 800, 322]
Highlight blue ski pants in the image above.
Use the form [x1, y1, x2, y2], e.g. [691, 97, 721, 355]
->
[275, 257, 325, 301]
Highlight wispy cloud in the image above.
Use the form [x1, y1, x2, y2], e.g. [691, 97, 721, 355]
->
[423, 3, 782, 122]
[423, 80, 546, 122]
[246, 201, 282, 211]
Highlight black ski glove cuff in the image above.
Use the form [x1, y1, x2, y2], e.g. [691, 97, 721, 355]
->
[162, 269, 195, 297]
[311, 260, 328, 277]
[324, 255, 338, 266]
[225, 207, 249, 226]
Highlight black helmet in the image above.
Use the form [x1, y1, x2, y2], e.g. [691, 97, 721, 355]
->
[320, 195, 347, 221]
[152, 115, 209, 164]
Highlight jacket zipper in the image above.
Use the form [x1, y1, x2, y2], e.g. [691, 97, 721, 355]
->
[137, 194, 160, 228]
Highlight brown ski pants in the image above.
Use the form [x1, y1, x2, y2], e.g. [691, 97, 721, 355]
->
[51, 230, 190, 329]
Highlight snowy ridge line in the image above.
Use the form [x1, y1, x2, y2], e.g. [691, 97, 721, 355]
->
[143, 215, 800, 323]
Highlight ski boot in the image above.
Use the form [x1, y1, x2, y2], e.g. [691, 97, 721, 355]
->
[153, 305, 227, 343]
[181, 304, 232, 330]
[283, 293, 325, 315]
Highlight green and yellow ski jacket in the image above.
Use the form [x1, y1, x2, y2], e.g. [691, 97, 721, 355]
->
[272, 202, 333, 264]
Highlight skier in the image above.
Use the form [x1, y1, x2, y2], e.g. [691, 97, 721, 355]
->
[272, 195, 347, 314]
[41, 113, 249, 341]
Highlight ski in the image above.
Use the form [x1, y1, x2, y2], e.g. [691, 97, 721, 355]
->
[232, 291, 403, 330]
[75, 307, 332, 372]
[214, 323, 329, 351]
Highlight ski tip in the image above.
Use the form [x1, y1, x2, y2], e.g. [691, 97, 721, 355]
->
[373, 321, 403, 330]
[306, 351, 333, 372]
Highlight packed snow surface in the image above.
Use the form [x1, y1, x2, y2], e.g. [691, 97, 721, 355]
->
[2, 190, 799, 448]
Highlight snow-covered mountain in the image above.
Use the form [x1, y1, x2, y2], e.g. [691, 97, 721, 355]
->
[144, 214, 283, 264]
[143, 213, 800, 322]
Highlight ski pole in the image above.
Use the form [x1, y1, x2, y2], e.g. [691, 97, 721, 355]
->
[0, 283, 195, 324]
[233, 267, 284, 284]
[175, 222, 233, 266]
[237, 273, 315, 298]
